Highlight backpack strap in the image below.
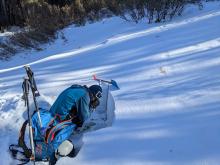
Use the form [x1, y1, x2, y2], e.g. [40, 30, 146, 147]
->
[45, 119, 73, 144]
[18, 120, 32, 158]
[9, 120, 32, 164]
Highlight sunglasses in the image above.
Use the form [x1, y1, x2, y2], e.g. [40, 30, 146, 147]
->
[95, 91, 102, 99]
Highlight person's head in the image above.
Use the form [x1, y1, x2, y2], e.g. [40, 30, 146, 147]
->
[89, 85, 102, 109]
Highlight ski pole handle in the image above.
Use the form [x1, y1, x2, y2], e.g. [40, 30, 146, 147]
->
[23, 77, 30, 95]
[93, 75, 120, 89]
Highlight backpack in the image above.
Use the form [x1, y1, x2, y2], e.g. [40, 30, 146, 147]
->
[10, 109, 76, 164]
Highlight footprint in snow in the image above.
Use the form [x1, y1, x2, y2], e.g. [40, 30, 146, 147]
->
[160, 67, 167, 75]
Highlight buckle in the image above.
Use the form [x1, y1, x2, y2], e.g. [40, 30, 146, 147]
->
[95, 91, 102, 99]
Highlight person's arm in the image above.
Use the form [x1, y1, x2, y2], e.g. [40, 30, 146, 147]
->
[77, 93, 91, 124]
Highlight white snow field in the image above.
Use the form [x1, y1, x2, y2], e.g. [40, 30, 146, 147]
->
[1, 1, 220, 165]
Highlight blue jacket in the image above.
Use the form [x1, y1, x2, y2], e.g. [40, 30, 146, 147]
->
[50, 85, 91, 123]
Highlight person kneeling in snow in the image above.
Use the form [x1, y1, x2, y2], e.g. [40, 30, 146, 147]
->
[9, 84, 102, 165]
[50, 84, 102, 126]
[48, 84, 103, 164]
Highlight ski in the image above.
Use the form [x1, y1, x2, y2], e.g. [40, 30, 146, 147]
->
[22, 77, 36, 164]
[24, 65, 42, 128]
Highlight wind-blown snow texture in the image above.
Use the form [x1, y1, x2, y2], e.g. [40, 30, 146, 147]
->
[1, 2, 220, 165]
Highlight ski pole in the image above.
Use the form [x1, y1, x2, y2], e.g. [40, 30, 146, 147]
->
[31, 89, 42, 128]
[22, 77, 36, 164]
[104, 84, 110, 121]
[24, 65, 42, 128]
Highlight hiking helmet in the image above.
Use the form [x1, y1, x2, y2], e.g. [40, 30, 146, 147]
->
[55, 140, 73, 159]
[89, 85, 102, 109]
[89, 85, 102, 99]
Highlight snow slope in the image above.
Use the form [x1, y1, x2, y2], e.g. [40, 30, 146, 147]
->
[1, 1, 220, 165]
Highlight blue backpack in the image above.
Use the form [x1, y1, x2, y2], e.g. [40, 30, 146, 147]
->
[32, 109, 76, 161]
[10, 109, 76, 164]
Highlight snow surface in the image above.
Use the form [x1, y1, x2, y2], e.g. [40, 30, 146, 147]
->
[1, 1, 220, 165]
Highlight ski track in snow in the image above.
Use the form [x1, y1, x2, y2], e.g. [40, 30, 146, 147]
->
[1, 2, 220, 165]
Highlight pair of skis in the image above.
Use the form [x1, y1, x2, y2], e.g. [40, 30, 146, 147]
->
[22, 65, 42, 164]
